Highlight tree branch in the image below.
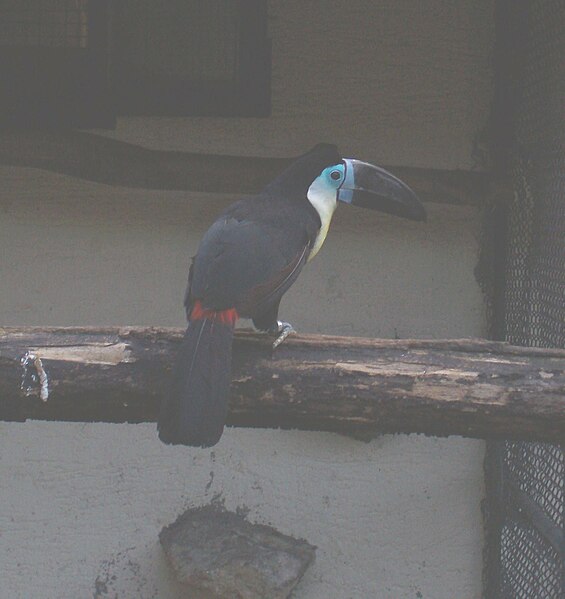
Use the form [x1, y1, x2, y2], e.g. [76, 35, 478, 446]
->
[0, 131, 495, 205]
[1, 327, 564, 442]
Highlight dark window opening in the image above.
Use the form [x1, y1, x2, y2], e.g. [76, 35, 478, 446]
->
[111, 0, 271, 117]
[0, 0, 271, 128]
[0, 0, 114, 128]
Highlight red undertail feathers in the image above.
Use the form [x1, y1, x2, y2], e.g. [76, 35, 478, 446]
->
[190, 300, 239, 326]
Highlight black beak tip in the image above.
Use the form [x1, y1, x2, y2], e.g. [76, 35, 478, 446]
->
[412, 202, 427, 222]
[390, 190, 427, 222]
[400, 184, 426, 222]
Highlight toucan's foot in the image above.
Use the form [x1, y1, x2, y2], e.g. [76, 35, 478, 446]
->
[270, 320, 295, 350]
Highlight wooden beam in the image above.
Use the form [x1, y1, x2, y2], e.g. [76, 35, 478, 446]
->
[0, 130, 496, 206]
[1, 327, 564, 442]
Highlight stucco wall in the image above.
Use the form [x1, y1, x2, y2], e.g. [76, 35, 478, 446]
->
[1, 425, 484, 599]
[0, 0, 493, 597]
[0, 169, 484, 337]
[1, 173, 486, 599]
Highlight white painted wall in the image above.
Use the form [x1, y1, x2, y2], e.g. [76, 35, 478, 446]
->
[0, 169, 484, 338]
[1, 424, 484, 599]
[1, 170, 486, 599]
[0, 0, 493, 597]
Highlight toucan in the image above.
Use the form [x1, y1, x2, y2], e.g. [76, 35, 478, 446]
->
[157, 143, 425, 447]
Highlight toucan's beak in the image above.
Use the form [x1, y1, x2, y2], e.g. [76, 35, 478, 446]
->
[338, 159, 426, 222]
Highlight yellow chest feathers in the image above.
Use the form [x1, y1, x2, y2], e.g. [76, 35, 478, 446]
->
[306, 181, 338, 261]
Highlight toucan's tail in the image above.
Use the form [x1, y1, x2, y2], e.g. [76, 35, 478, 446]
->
[157, 302, 237, 447]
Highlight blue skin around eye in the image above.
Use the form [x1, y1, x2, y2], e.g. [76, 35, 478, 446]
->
[321, 164, 345, 187]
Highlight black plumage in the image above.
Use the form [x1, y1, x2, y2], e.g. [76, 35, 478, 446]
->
[158, 144, 341, 446]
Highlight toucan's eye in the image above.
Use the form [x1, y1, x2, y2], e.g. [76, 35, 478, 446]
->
[330, 170, 342, 181]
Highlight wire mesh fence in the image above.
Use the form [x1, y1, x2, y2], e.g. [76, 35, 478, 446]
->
[486, 1, 565, 597]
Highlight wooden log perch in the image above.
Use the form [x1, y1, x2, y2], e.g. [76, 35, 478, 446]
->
[0, 130, 495, 206]
[1, 327, 564, 443]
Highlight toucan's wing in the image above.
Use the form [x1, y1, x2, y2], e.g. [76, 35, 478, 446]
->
[186, 199, 312, 316]
[237, 242, 309, 316]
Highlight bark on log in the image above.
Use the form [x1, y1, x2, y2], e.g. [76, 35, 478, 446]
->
[0, 130, 494, 206]
[1, 326, 564, 443]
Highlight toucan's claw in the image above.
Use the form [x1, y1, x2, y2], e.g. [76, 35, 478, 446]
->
[271, 320, 295, 350]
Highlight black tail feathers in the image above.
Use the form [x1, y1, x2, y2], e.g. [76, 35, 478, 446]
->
[157, 318, 234, 447]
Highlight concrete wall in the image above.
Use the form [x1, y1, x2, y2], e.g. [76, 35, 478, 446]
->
[0, 181, 486, 599]
[0, 1, 493, 597]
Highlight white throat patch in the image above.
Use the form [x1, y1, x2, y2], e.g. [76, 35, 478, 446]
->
[306, 177, 338, 261]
